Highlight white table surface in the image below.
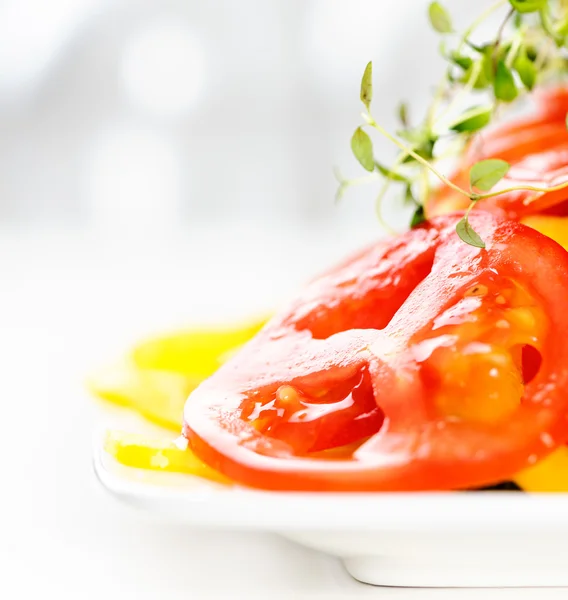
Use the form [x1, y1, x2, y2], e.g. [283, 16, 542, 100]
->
[2, 224, 567, 600]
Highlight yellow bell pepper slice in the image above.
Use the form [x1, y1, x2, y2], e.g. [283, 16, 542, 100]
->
[90, 319, 266, 481]
[521, 215, 568, 251]
[88, 317, 267, 430]
[104, 430, 231, 484]
[514, 447, 568, 492]
[88, 363, 197, 430]
[131, 319, 266, 376]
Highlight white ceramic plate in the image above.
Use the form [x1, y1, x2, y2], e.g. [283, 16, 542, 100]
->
[94, 438, 568, 588]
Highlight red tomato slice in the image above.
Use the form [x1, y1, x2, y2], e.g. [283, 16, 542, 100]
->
[427, 87, 568, 220]
[183, 213, 568, 491]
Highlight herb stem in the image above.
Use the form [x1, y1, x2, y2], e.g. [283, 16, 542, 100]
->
[493, 7, 515, 68]
[534, 36, 553, 70]
[435, 61, 483, 128]
[420, 165, 431, 206]
[504, 28, 523, 69]
[427, 77, 450, 129]
[457, 0, 508, 54]
[375, 150, 409, 232]
[335, 171, 382, 187]
[333, 168, 383, 203]
[539, 7, 562, 46]
[365, 117, 471, 199]
[478, 180, 568, 201]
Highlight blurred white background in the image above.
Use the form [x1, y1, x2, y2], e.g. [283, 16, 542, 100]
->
[3, 1, 538, 599]
[0, 0, 483, 234]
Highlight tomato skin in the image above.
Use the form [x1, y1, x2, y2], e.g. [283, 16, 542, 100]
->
[427, 86, 568, 220]
[184, 213, 568, 491]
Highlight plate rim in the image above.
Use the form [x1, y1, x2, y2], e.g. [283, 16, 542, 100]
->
[93, 434, 568, 532]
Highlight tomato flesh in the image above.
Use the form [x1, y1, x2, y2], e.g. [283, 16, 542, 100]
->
[427, 87, 568, 222]
[239, 367, 383, 454]
[183, 213, 568, 491]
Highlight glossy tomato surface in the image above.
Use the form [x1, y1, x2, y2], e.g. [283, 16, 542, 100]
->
[183, 213, 568, 491]
[428, 87, 568, 221]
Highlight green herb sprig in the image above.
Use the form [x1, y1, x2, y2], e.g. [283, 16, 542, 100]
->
[337, 0, 568, 247]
